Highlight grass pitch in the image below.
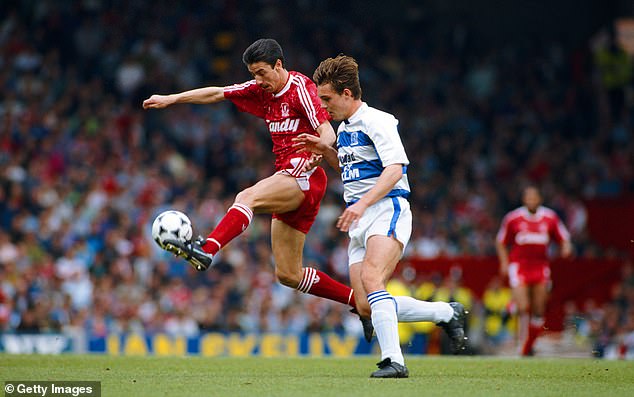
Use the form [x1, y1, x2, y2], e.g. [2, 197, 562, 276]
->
[2, 354, 633, 397]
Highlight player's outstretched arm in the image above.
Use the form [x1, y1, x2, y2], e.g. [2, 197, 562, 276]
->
[142, 86, 226, 109]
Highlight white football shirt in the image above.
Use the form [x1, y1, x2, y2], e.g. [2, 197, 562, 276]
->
[336, 103, 410, 205]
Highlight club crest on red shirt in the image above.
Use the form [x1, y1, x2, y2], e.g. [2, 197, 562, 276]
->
[281, 102, 290, 117]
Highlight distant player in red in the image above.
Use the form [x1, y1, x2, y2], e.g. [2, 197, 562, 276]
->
[143, 39, 368, 333]
[495, 185, 572, 356]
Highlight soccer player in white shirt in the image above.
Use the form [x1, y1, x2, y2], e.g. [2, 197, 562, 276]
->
[295, 55, 467, 378]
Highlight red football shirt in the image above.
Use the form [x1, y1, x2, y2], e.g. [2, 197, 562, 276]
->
[223, 71, 329, 171]
[496, 206, 570, 264]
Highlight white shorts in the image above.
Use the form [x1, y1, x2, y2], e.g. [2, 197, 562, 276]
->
[347, 196, 412, 266]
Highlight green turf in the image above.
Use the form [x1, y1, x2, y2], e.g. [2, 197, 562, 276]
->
[1, 354, 633, 397]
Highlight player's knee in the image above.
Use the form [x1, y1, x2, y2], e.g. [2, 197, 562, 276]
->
[359, 267, 382, 292]
[235, 188, 256, 207]
[275, 268, 301, 288]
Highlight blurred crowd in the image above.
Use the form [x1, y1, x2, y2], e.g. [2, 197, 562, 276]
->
[564, 259, 634, 359]
[0, 1, 633, 356]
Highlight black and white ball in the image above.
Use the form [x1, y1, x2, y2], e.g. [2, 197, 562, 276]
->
[151, 210, 193, 249]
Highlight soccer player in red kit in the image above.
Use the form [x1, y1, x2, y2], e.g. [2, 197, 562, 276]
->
[143, 39, 370, 335]
[495, 185, 572, 356]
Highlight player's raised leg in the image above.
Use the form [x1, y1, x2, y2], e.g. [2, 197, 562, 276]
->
[166, 173, 299, 271]
[201, 173, 301, 255]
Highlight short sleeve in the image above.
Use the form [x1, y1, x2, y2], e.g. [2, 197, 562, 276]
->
[224, 80, 267, 119]
[366, 113, 409, 168]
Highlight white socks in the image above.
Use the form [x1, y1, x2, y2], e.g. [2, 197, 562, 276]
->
[366, 291, 456, 366]
[368, 290, 404, 365]
[394, 296, 453, 323]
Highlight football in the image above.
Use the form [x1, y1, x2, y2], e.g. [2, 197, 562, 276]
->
[151, 210, 193, 249]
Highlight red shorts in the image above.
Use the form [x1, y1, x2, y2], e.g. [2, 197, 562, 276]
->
[272, 166, 327, 234]
[508, 261, 551, 288]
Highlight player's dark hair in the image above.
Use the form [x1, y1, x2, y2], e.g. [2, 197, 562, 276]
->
[242, 39, 284, 68]
[313, 55, 362, 99]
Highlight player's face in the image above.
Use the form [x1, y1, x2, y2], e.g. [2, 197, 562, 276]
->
[317, 83, 353, 121]
[522, 187, 542, 212]
[247, 60, 285, 93]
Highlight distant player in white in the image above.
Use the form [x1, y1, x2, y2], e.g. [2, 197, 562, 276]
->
[295, 55, 467, 378]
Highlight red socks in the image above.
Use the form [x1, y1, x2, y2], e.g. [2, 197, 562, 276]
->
[297, 267, 356, 307]
[202, 203, 253, 255]
[522, 317, 544, 356]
